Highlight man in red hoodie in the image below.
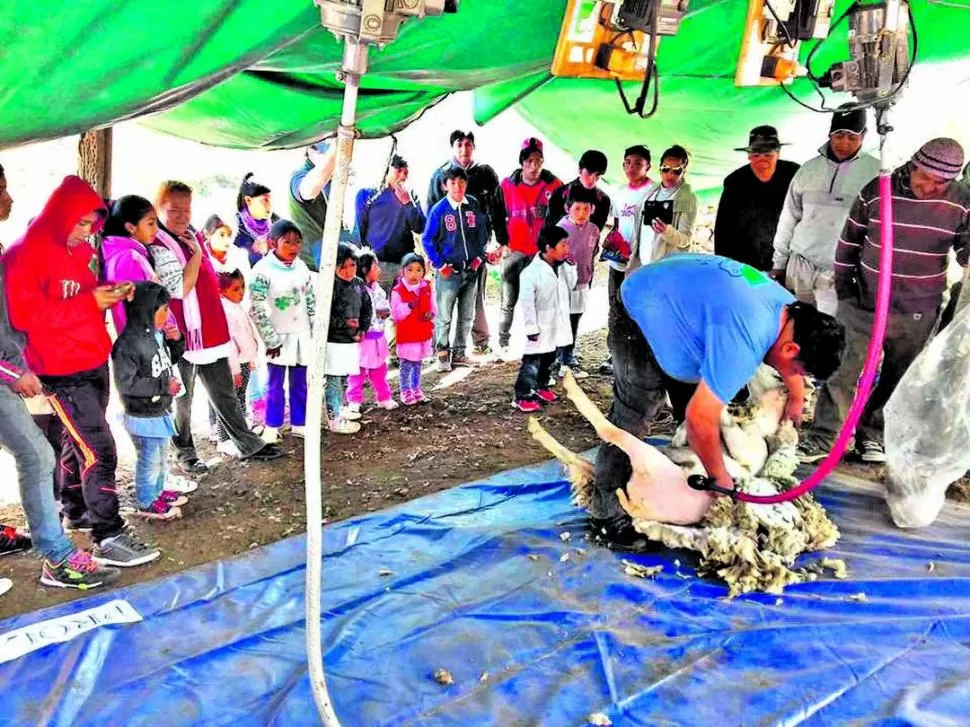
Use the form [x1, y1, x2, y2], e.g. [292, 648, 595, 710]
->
[497, 138, 562, 356]
[3, 175, 160, 567]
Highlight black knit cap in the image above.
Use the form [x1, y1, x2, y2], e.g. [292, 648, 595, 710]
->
[390, 154, 408, 170]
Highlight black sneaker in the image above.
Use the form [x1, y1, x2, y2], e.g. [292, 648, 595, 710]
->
[93, 530, 161, 568]
[177, 459, 210, 476]
[62, 513, 94, 533]
[797, 434, 833, 464]
[41, 550, 121, 590]
[0, 525, 31, 556]
[598, 359, 614, 376]
[247, 443, 285, 462]
[857, 439, 886, 464]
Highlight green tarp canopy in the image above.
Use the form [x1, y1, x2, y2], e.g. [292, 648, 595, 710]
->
[1, 0, 969, 196]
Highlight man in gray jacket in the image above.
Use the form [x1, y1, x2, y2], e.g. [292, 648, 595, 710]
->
[770, 106, 880, 315]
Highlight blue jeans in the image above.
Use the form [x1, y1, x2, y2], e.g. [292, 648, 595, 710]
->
[0, 387, 74, 563]
[325, 375, 347, 419]
[434, 269, 478, 355]
[130, 435, 168, 508]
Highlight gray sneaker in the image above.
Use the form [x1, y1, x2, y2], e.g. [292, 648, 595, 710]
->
[435, 353, 452, 373]
[93, 531, 161, 568]
[857, 439, 886, 464]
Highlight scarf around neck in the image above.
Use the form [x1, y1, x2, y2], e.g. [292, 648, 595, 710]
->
[240, 206, 271, 241]
[154, 227, 204, 352]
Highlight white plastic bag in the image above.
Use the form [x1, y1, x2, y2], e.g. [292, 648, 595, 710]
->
[884, 299, 970, 528]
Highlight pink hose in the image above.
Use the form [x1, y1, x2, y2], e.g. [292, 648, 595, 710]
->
[733, 171, 895, 504]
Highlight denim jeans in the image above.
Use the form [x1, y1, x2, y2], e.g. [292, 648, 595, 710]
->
[434, 269, 478, 355]
[0, 387, 74, 563]
[513, 351, 558, 400]
[130, 435, 168, 508]
[325, 375, 347, 419]
[498, 251, 533, 348]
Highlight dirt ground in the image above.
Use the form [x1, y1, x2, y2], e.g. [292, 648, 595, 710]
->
[2, 324, 966, 621]
[0, 332, 616, 621]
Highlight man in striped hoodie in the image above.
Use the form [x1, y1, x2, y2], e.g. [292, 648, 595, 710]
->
[799, 138, 970, 464]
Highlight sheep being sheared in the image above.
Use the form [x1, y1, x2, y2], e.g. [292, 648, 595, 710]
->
[531, 369, 841, 596]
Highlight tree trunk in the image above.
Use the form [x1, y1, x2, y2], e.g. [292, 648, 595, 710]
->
[77, 128, 113, 199]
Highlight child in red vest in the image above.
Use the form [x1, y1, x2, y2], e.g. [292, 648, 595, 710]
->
[391, 253, 436, 405]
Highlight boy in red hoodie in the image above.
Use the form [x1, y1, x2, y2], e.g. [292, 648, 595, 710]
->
[497, 137, 562, 356]
[3, 175, 160, 567]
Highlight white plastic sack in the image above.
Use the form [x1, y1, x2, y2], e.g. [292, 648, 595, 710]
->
[884, 300, 970, 528]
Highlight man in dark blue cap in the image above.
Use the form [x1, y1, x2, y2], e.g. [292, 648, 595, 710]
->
[714, 125, 800, 272]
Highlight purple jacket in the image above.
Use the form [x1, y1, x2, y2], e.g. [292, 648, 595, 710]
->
[100, 235, 157, 334]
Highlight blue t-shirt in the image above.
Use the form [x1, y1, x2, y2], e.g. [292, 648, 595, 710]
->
[620, 254, 795, 403]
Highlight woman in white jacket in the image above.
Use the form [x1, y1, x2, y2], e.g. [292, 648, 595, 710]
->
[512, 228, 572, 412]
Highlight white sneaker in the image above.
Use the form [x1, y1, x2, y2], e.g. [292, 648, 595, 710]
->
[261, 426, 280, 444]
[291, 426, 306, 438]
[167, 474, 198, 494]
[340, 406, 362, 421]
[217, 440, 242, 458]
[377, 399, 400, 410]
[345, 402, 361, 415]
[328, 418, 361, 435]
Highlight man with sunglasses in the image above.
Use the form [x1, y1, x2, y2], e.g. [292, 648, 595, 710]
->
[628, 144, 699, 272]
[715, 126, 800, 272]
[770, 106, 879, 315]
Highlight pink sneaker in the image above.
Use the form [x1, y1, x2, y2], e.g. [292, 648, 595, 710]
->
[535, 388, 557, 403]
[160, 490, 189, 507]
[414, 389, 428, 404]
[135, 497, 183, 521]
[512, 399, 542, 413]
[401, 390, 416, 406]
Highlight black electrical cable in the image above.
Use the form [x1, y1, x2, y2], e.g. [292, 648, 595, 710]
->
[763, 0, 798, 48]
[615, 0, 662, 118]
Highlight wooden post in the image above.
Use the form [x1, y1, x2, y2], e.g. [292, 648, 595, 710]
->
[77, 128, 113, 199]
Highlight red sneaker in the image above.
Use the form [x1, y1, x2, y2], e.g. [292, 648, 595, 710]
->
[512, 399, 542, 413]
[535, 389, 557, 403]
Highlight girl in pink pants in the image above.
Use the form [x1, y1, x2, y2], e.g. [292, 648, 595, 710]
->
[346, 251, 399, 413]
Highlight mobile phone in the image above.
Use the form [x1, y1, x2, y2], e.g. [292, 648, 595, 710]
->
[642, 199, 674, 226]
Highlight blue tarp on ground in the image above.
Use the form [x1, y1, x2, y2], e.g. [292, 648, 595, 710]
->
[2, 460, 970, 726]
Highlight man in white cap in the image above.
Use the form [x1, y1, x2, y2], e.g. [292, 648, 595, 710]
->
[770, 106, 880, 315]
[799, 137, 970, 464]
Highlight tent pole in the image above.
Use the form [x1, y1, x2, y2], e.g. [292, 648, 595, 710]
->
[304, 37, 368, 727]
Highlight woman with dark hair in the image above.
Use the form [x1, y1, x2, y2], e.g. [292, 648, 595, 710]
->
[101, 195, 182, 336]
[234, 173, 279, 266]
[630, 144, 699, 272]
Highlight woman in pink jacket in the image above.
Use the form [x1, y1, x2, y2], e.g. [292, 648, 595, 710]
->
[100, 196, 174, 336]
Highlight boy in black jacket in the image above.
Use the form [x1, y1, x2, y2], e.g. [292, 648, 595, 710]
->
[326, 244, 374, 434]
[112, 282, 189, 525]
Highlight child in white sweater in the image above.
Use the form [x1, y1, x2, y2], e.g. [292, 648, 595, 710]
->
[214, 269, 260, 454]
[248, 220, 315, 443]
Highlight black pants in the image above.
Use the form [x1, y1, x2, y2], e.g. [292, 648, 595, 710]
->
[514, 351, 558, 401]
[174, 358, 265, 463]
[209, 365, 252, 442]
[557, 313, 583, 364]
[590, 296, 697, 523]
[39, 365, 124, 541]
